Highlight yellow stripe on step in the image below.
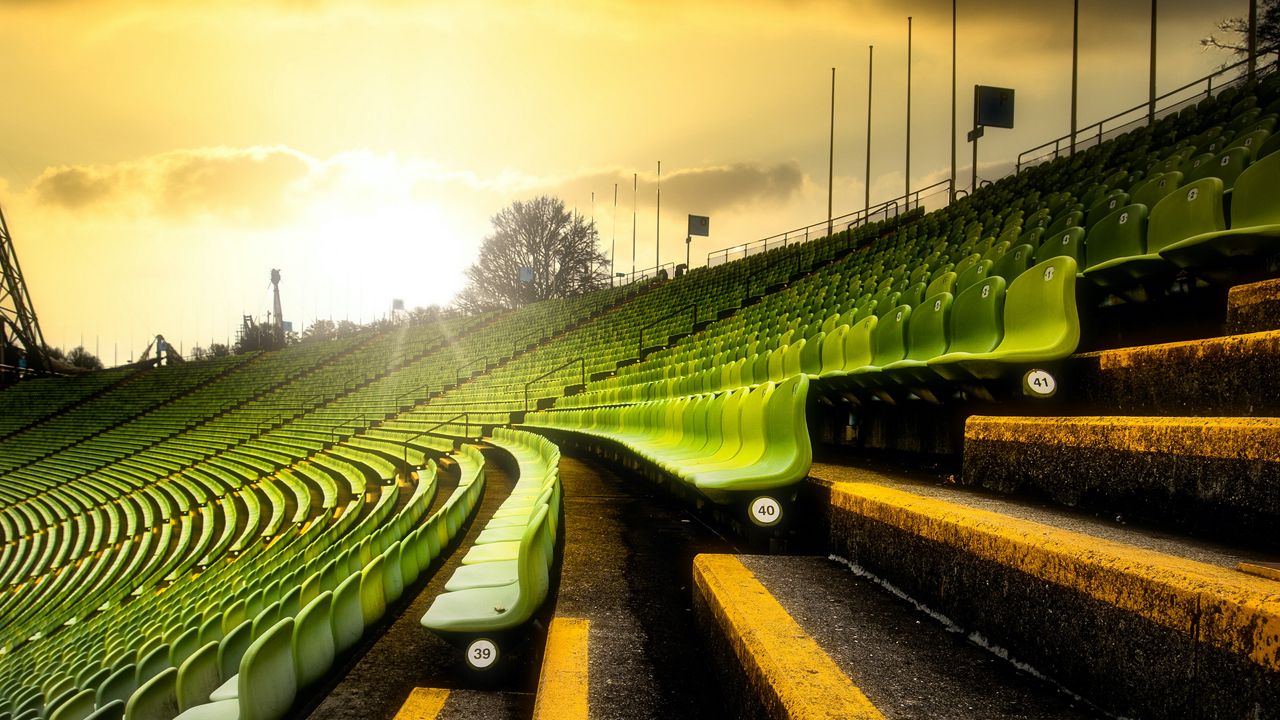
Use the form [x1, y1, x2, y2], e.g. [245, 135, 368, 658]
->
[693, 554, 884, 720]
[533, 617, 590, 720]
[393, 687, 449, 720]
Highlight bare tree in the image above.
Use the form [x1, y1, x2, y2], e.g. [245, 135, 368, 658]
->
[456, 196, 608, 313]
[66, 346, 103, 370]
[1202, 1, 1280, 59]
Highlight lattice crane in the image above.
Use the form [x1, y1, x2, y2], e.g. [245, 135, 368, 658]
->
[0, 200, 49, 380]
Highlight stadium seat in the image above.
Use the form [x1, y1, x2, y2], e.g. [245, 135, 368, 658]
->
[124, 667, 178, 720]
[175, 643, 220, 712]
[925, 276, 1005, 381]
[421, 504, 551, 634]
[1160, 150, 1280, 281]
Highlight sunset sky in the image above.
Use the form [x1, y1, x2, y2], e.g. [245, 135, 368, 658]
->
[0, 0, 1248, 362]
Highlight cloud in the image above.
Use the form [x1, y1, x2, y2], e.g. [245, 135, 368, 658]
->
[31, 146, 315, 225]
[549, 161, 806, 215]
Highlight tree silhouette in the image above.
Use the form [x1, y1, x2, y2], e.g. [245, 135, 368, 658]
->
[456, 195, 608, 313]
[66, 346, 103, 370]
[1202, 1, 1280, 59]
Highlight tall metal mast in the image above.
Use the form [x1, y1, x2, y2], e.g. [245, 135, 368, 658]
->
[0, 201, 49, 377]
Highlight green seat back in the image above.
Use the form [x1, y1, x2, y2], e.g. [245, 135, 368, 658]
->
[925, 271, 957, 298]
[1085, 190, 1128, 230]
[175, 642, 220, 712]
[123, 667, 177, 720]
[955, 259, 991, 293]
[990, 243, 1035, 282]
[1045, 210, 1083, 237]
[1086, 204, 1148, 267]
[168, 627, 200, 670]
[947, 276, 1006, 354]
[840, 316, 877, 371]
[84, 700, 125, 720]
[904, 293, 953, 362]
[218, 621, 253, 682]
[238, 618, 297, 720]
[1034, 227, 1085, 265]
[900, 282, 927, 310]
[293, 592, 336, 690]
[991, 257, 1080, 361]
[1148, 177, 1226, 253]
[1227, 128, 1271, 160]
[872, 306, 911, 366]
[95, 665, 136, 709]
[1130, 171, 1183, 210]
[1226, 149, 1280, 228]
[1185, 147, 1250, 190]
[818, 326, 848, 375]
[47, 690, 95, 720]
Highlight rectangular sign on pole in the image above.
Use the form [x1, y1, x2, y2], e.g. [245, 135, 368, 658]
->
[688, 215, 710, 237]
[975, 85, 1015, 128]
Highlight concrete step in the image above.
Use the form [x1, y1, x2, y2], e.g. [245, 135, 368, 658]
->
[1227, 278, 1280, 334]
[963, 415, 1280, 550]
[1074, 330, 1280, 415]
[804, 460, 1280, 720]
[694, 553, 1100, 719]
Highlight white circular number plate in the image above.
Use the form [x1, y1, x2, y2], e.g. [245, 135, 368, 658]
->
[467, 638, 499, 670]
[1024, 369, 1057, 398]
[749, 496, 782, 527]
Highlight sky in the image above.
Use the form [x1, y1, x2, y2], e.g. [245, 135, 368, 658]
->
[0, 0, 1251, 362]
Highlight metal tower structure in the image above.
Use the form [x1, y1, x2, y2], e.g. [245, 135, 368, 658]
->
[270, 268, 284, 347]
[0, 201, 49, 378]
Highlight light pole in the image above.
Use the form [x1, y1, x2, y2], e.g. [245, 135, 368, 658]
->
[865, 44, 874, 215]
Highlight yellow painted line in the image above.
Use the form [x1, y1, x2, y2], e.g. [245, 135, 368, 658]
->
[825, 482, 1280, 671]
[965, 415, 1280, 461]
[393, 687, 449, 720]
[1074, 329, 1280, 369]
[532, 617, 590, 720]
[693, 554, 884, 720]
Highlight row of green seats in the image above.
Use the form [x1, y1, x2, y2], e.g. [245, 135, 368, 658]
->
[420, 429, 560, 672]
[523, 374, 811, 520]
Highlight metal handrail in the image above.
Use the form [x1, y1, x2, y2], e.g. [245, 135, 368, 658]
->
[638, 303, 698, 358]
[402, 414, 470, 464]
[524, 357, 586, 412]
[330, 413, 369, 444]
[511, 329, 541, 358]
[454, 356, 489, 384]
[706, 179, 950, 268]
[395, 383, 430, 408]
[1016, 51, 1277, 172]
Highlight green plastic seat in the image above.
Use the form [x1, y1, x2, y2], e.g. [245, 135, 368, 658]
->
[819, 316, 876, 380]
[1160, 150, 1280, 281]
[421, 505, 551, 634]
[173, 618, 297, 720]
[924, 271, 957, 298]
[84, 701, 125, 720]
[96, 665, 137, 709]
[124, 667, 177, 720]
[930, 257, 1079, 380]
[1184, 147, 1250, 190]
[176, 643, 220, 712]
[330, 573, 364, 656]
[217, 622, 252, 683]
[1081, 204, 1157, 288]
[48, 689, 95, 720]
[955, 259, 991, 293]
[692, 375, 813, 499]
[293, 592, 335, 690]
[359, 555, 387, 628]
[1227, 128, 1271, 160]
[1130, 171, 1183, 210]
[1085, 190, 1128, 230]
[881, 292, 953, 383]
[990, 243, 1035, 282]
[926, 276, 1006, 381]
[1034, 226, 1085, 266]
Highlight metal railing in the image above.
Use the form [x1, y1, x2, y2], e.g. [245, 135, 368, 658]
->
[705, 179, 951, 268]
[524, 357, 586, 412]
[1017, 52, 1278, 173]
[330, 413, 369, 444]
[402, 413, 471, 463]
[511, 329, 541, 359]
[454, 356, 489, 384]
[638, 303, 697, 358]
[610, 262, 678, 288]
[395, 383, 430, 409]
